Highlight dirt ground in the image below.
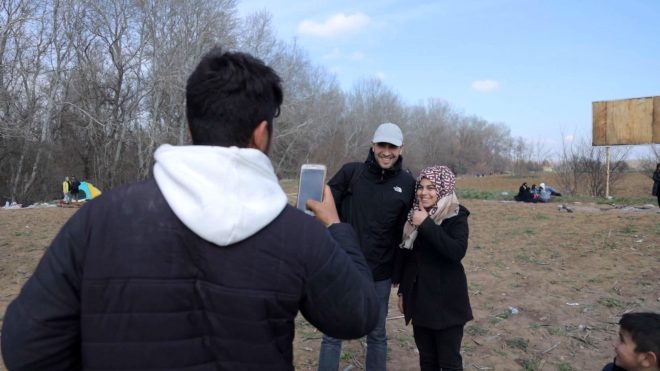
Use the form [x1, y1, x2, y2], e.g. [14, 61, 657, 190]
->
[1, 173, 658, 370]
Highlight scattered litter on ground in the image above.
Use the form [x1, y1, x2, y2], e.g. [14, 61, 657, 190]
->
[557, 204, 573, 213]
[25, 203, 57, 209]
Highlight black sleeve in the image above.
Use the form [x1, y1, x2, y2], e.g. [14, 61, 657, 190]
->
[299, 223, 378, 339]
[416, 212, 469, 262]
[328, 163, 361, 219]
[653, 170, 660, 182]
[1, 209, 87, 371]
[601, 360, 627, 371]
[391, 180, 416, 285]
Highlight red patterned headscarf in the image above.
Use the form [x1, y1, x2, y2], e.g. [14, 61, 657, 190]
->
[401, 165, 459, 249]
[407, 165, 456, 221]
[420, 165, 455, 198]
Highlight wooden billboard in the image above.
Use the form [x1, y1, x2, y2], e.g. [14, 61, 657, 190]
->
[592, 96, 660, 146]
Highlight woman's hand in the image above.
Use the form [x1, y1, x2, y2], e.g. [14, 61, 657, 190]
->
[411, 208, 429, 227]
[397, 295, 404, 314]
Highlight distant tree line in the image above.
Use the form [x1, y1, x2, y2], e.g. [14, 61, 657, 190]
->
[0, 0, 564, 203]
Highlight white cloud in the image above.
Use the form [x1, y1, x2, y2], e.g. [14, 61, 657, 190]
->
[297, 12, 371, 38]
[564, 135, 575, 142]
[375, 71, 386, 81]
[323, 49, 366, 61]
[471, 79, 500, 92]
[322, 48, 342, 60]
[349, 51, 365, 60]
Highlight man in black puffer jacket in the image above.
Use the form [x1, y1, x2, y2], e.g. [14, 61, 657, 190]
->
[318, 123, 416, 371]
[1, 47, 378, 371]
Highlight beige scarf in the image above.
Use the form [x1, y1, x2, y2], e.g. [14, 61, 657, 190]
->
[400, 193, 459, 249]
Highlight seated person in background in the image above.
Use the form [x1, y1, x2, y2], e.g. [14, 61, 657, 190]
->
[539, 183, 552, 202]
[538, 183, 562, 202]
[514, 182, 532, 202]
[530, 184, 539, 194]
[546, 183, 562, 196]
[602, 312, 660, 371]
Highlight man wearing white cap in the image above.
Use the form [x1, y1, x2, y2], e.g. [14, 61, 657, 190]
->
[318, 123, 416, 371]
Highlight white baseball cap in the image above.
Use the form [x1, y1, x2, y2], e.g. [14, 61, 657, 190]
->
[372, 123, 403, 146]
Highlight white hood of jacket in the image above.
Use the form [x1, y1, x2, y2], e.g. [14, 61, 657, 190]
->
[153, 144, 288, 246]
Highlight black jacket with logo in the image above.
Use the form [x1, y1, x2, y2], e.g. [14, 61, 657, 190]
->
[1, 179, 378, 371]
[328, 150, 416, 281]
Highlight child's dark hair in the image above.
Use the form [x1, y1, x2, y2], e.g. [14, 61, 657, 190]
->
[620, 312, 660, 366]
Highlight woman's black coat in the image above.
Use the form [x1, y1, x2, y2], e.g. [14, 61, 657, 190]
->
[396, 205, 473, 329]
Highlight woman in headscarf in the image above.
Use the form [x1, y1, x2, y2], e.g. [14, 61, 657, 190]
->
[396, 165, 472, 371]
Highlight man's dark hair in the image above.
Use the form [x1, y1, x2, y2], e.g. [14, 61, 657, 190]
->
[186, 46, 283, 147]
[620, 312, 660, 366]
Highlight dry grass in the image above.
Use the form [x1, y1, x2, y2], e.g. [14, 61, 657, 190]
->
[0, 172, 658, 371]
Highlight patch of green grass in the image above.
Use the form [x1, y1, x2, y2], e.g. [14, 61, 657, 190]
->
[495, 311, 511, 321]
[298, 329, 318, 340]
[469, 282, 484, 291]
[598, 297, 626, 308]
[557, 363, 574, 371]
[621, 224, 637, 234]
[494, 260, 506, 269]
[506, 337, 529, 351]
[340, 351, 356, 362]
[516, 254, 534, 264]
[637, 280, 653, 287]
[465, 325, 489, 336]
[548, 326, 568, 337]
[457, 188, 507, 200]
[523, 227, 536, 235]
[529, 322, 542, 330]
[493, 347, 507, 356]
[516, 254, 549, 266]
[521, 358, 540, 371]
[534, 213, 549, 220]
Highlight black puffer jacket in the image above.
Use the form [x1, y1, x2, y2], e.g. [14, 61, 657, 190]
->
[328, 150, 416, 281]
[397, 205, 473, 329]
[1, 179, 378, 371]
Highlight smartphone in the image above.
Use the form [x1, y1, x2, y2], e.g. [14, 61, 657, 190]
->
[296, 164, 327, 215]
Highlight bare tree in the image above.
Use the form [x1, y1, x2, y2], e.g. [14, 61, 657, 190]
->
[555, 137, 629, 197]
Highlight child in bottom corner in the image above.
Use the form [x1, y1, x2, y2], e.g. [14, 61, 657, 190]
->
[602, 312, 660, 371]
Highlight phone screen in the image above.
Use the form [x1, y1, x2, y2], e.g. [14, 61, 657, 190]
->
[296, 165, 326, 214]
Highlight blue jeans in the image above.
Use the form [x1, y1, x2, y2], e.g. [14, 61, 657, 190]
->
[317, 279, 391, 371]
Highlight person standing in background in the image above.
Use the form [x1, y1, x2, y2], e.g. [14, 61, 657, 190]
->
[652, 163, 660, 209]
[62, 176, 71, 204]
[70, 176, 80, 202]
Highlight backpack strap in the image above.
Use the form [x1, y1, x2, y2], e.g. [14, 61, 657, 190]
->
[346, 162, 365, 195]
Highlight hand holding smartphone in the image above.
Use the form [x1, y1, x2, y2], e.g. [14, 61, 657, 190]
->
[296, 164, 326, 215]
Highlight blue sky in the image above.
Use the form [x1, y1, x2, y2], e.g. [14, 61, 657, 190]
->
[237, 0, 660, 157]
